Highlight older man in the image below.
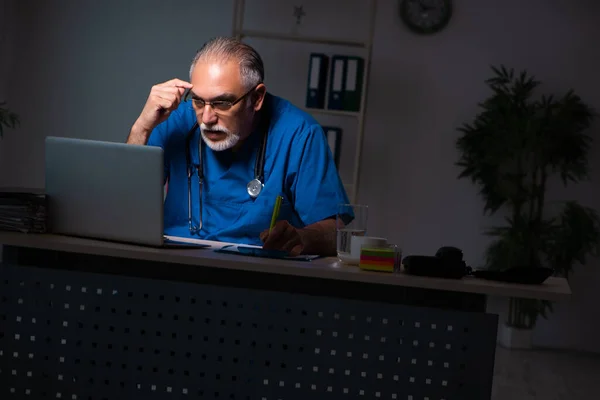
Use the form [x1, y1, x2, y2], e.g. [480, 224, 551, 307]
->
[127, 36, 348, 256]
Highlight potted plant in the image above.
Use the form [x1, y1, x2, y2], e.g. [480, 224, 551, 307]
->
[0, 101, 20, 137]
[455, 65, 600, 349]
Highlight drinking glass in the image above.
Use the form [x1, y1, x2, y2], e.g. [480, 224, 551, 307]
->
[336, 204, 368, 263]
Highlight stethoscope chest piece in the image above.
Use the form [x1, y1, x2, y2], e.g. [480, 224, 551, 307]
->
[247, 178, 264, 199]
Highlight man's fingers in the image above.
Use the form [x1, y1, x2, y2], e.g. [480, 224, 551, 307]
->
[263, 222, 297, 251]
[153, 98, 177, 113]
[152, 88, 178, 98]
[262, 233, 284, 249]
[154, 90, 179, 106]
[259, 230, 269, 242]
[270, 220, 289, 237]
[289, 244, 303, 257]
[269, 230, 303, 256]
[150, 87, 189, 117]
[153, 87, 185, 103]
[162, 78, 193, 89]
[262, 221, 287, 246]
[280, 237, 302, 254]
[150, 81, 191, 110]
[153, 85, 186, 96]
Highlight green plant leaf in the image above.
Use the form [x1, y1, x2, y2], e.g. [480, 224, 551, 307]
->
[544, 202, 600, 278]
[455, 65, 546, 216]
[457, 65, 597, 327]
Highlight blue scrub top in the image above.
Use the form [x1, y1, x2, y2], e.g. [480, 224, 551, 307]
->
[147, 92, 350, 246]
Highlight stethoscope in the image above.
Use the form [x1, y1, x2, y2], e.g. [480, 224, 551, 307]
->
[184, 121, 268, 234]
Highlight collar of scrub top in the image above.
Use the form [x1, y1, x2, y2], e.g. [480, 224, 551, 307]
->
[183, 100, 271, 235]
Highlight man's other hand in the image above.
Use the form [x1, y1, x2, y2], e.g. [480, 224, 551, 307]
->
[260, 220, 305, 256]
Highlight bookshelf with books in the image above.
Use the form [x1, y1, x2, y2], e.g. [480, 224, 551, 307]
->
[232, 0, 377, 203]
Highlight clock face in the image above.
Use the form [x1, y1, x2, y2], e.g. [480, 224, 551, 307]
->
[400, 0, 453, 34]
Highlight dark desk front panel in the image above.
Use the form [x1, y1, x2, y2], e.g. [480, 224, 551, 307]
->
[0, 251, 497, 400]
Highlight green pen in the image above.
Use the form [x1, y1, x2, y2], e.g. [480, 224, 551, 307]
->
[269, 195, 283, 233]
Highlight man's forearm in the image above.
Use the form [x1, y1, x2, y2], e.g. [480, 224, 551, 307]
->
[127, 122, 152, 145]
[299, 218, 337, 256]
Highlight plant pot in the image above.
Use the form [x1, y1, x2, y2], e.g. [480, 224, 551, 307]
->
[498, 322, 533, 350]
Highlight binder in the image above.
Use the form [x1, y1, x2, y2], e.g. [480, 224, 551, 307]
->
[342, 56, 364, 112]
[323, 126, 342, 169]
[305, 53, 329, 109]
[327, 56, 347, 110]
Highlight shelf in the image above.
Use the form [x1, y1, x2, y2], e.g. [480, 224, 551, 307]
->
[303, 107, 360, 118]
[235, 29, 368, 48]
[232, 0, 378, 204]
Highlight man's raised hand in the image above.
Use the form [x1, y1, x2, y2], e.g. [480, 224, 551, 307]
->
[134, 78, 193, 133]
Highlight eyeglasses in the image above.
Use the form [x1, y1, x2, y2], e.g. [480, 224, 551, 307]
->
[184, 84, 260, 112]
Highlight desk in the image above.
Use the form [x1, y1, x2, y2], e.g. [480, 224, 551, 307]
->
[0, 232, 570, 400]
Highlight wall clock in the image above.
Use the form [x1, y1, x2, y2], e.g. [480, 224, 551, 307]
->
[399, 0, 453, 34]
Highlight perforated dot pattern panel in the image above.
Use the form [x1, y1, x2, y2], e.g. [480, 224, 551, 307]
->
[0, 264, 497, 400]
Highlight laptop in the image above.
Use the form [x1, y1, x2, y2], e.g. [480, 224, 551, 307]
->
[44, 136, 207, 249]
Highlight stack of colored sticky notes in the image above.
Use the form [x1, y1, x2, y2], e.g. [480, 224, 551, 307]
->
[359, 247, 397, 273]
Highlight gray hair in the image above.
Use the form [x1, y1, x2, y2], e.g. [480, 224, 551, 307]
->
[189, 37, 264, 90]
